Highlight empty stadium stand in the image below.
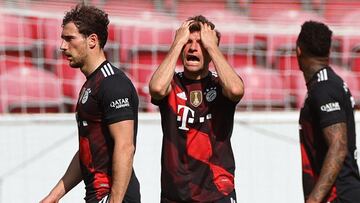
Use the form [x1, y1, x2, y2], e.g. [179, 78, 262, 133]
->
[0, 67, 65, 113]
[0, 0, 360, 113]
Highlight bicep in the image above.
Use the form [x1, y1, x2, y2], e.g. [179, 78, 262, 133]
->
[322, 122, 347, 147]
[108, 120, 134, 145]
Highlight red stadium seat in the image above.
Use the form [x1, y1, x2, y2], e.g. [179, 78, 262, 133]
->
[236, 66, 290, 110]
[54, 58, 86, 111]
[103, 0, 155, 17]
[199, 10, 266, 68]
[0, 67, 65, 113]
[127, 62, 156, 112]
[0, 13, 42, 70]
[350, 47, 360, 73]
[0, 57, 34, 74]
[266, 10, 325, 69]
[0, 14, 39, 48]
[339, 10, 360, 71]
[249, 0, 301, 22]
[264, 10, 326, 107]
[176, 1, 227, 20]
[332, 65, 360, 104]
[323, 1, 360, 24]
[290, 71, 306, 108]
[41, 18, 63, 70]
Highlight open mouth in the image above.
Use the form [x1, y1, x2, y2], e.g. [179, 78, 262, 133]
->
[186, 55, 200, 62]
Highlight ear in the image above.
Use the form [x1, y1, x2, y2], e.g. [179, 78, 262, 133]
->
[296, 46, 301, 57]
[88, 34, 98, 49]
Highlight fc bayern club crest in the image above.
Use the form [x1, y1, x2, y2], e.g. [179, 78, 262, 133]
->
[190, 90, 202, 107]
[81, 88, 91, 104]
[205, 87, 217, 102]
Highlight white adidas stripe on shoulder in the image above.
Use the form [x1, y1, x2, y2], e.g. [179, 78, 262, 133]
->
[317, 69, 328, 82]
[101, 63, 115, 77]
[211, 71, 218, 77]
[106, 63, 115, 75]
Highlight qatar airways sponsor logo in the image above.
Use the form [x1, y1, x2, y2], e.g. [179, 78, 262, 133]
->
[320, 102, 340, 112]
[110, 98, 129, 109]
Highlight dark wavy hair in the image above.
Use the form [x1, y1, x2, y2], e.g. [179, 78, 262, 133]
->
[187, 15, 221, 45]
[62, 3, 109, 48]
[297, 20, 332, 57]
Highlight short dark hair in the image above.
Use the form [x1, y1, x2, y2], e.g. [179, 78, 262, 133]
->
[62, 3, 110, 48]
[187, 15, 221, 45]
[297, 20, 332, 57]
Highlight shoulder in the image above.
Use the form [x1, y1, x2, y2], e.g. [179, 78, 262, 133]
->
[210, 71, 218, 78]
[99, 64, 135, 91]
[310, 68, 343, 94]
[175, 71, 183, 79]
[209, 71, 221, 85]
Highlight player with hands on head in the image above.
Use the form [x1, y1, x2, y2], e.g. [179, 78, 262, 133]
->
[149, 15, 244, 203]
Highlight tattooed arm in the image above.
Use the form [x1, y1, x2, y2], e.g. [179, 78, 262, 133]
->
[306, 122, 348, 203]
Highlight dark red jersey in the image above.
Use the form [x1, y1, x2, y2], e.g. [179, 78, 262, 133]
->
[299, 67, 360, 202]
[76, 61, 140, 202]
[152, 72, 239, 202]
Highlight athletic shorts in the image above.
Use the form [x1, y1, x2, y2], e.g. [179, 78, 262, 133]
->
[214, 190, 237, 203]
[97, 194, 141, 203]
[160, 190, 237, 203]
[94, 172, 141, 203]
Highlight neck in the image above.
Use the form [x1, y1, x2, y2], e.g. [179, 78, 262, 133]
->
[301, 57, 329, 83]
[184, 68, 209, 80]
[81, 50, 107, 77]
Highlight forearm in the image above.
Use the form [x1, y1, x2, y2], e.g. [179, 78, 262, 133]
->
[149, 42, 183, 99]
[109, 143, 135, 202]
[308, 124, 347, 202]
[206, 45, 244, 101]
[43, 151, 82, 202]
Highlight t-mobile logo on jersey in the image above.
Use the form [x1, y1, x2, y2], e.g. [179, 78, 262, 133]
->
[177, 105, 211, 131]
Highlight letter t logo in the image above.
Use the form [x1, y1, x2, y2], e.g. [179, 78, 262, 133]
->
[177, 105, 194, 130]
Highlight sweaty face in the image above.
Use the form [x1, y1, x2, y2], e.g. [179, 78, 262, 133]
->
[60, 22, 88, 68]
[181, 31, 210, 78]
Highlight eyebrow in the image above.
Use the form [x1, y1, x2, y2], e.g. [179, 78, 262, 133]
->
[61, 34, 75, 40]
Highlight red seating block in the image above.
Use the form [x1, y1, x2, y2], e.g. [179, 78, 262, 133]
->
[236, 66, 290, 109]
[0, 67, 64, 113]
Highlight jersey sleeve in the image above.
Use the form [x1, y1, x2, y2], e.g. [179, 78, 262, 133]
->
[151, 75, 176, 106]
[309, 81, 346, 128]
[99, 74, 138, 125]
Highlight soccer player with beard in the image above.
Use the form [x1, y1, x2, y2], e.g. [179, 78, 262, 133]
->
[40, 4, 140, 203]
[149, 15, 244, 202]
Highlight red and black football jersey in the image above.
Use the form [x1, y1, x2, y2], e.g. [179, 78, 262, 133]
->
[152, 72, 239, 202]
[299, 67, 360, 202]
[76, 61, 140, 202]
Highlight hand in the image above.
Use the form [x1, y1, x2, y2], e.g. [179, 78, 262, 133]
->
[39, 195, 59, 203]
[199, 22, 218, 50]
[173, 20, 193, 46]
[305, 197, 321, 203]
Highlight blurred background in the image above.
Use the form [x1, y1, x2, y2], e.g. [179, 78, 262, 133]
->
[1, 0, 360, 113]
[0, 0, 360, 202]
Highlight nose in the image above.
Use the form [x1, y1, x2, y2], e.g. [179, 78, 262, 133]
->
[189, 41, 197, 52]
[60, 39, 68, 51]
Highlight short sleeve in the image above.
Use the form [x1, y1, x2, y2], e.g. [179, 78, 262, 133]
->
[151, 94, 168, 106]
[99, 74, 137, 125]
[309, 82, 346, 128]
[151, 75, 177, 106]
